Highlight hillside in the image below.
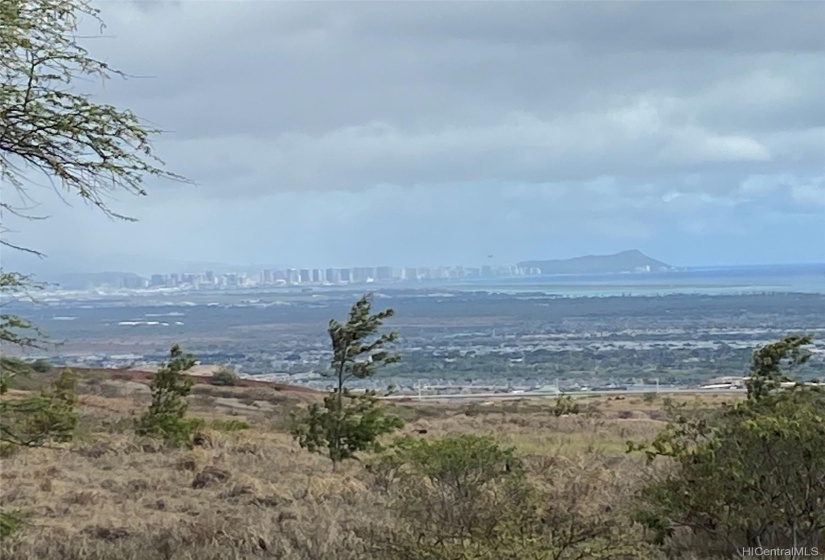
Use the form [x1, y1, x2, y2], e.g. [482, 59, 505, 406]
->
[518, 249, 672, 275]
[0, 366, 711, 559]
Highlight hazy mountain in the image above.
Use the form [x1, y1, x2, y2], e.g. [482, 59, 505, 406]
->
[518, 250, 673, 275]
[2, 251, 289, 280]
[48, 272, 146, 290]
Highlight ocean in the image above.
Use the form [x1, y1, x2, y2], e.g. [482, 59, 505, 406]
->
[442, 263, 825, 297]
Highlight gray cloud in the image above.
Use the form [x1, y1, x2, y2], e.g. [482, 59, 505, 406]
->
[5, 1, 822, 270]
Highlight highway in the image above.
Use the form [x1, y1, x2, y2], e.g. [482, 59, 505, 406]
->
[379, 387, 746, 402]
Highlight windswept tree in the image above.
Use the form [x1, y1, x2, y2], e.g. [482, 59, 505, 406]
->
[327, 293, 400, 406]
[292, 293, 403, 467]
[746, 333, 812, 400]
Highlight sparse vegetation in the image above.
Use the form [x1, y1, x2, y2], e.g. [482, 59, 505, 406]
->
[0, 361, 781, 559]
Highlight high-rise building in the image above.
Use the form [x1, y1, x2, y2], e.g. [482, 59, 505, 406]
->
[123, 276, 147, 289]
[376, 266, 393, 281]
[339, 268, 351, 282]
[299, 269, 311, 284]
[325, 268, 338, 283]
[263, 269, 274, 284]
[403, 267, 417, 281]
[287, 269, 300, 284]
[312, 269, 323, 283]
[353, 267, 375, 283]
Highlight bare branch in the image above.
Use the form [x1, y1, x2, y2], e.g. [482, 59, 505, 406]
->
[0, 0, 190, 254]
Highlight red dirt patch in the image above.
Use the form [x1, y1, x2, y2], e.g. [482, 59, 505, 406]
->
[55, 367, 318, 393]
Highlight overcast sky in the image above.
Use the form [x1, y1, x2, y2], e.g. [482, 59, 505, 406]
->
[4, 1, 825, 274]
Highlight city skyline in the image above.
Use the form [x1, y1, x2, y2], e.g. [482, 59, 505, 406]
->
[12, 251, 825, 288]
[48, 262, 546, 291]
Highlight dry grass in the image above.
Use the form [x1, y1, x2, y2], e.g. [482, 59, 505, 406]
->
[0, 377, 742, 559]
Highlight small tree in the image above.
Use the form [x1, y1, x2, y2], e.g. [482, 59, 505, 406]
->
[136, 344, 198, 446]
[291, 293, 403, 467]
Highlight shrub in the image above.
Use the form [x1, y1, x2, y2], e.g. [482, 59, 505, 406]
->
[631, 335, 825, 555]
[0, 368, 78, 447]
[24, 370, 78, 441]
[211, 367, 238, 387]
[30, 359, 52, 374]
[464, 402, 483, 416]
[367, 434, 649, 559]
[210, 419, 250, 432]
[553, 394, 581, 417]
[366, 435, 525, 558]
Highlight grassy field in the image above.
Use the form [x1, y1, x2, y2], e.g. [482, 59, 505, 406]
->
[0, 369, 746, 559]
